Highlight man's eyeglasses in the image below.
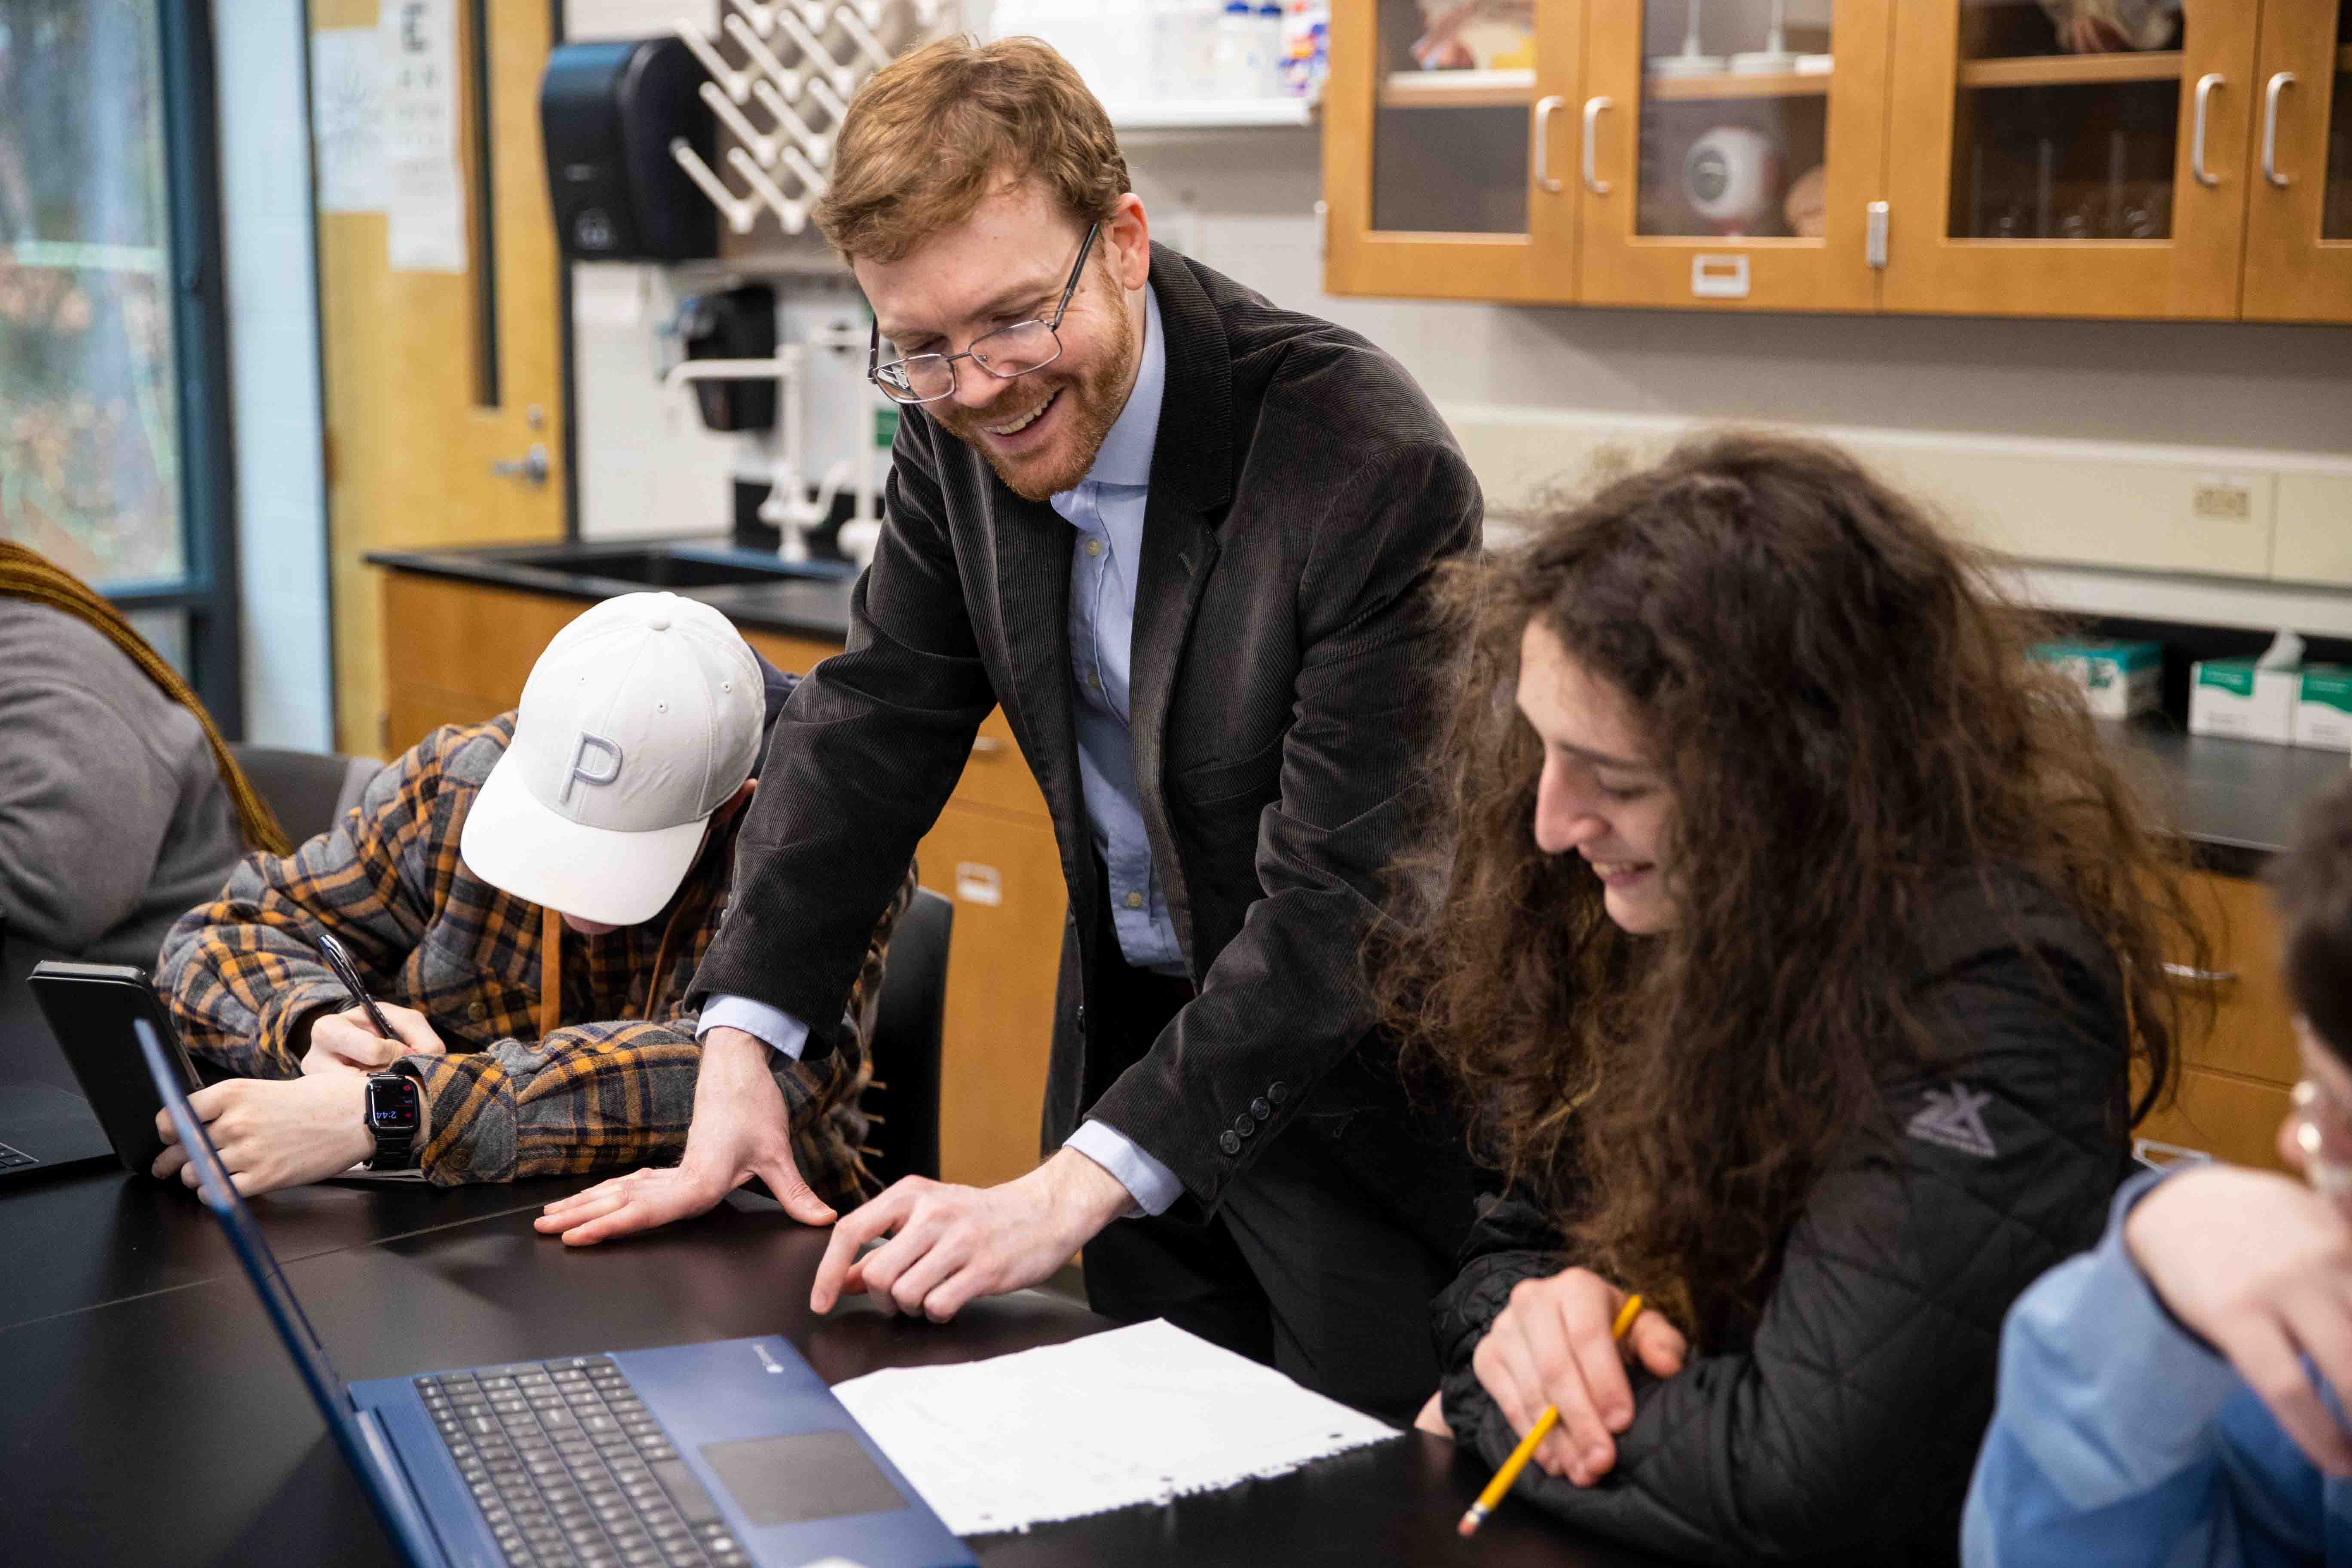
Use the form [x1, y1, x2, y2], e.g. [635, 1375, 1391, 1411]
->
[867, 222, 1100, 407]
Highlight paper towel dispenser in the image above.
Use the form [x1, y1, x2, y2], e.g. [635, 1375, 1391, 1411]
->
[539, 38, 715, 262]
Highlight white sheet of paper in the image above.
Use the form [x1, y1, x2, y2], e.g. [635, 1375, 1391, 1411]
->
[831, 1319, 1399, 1537]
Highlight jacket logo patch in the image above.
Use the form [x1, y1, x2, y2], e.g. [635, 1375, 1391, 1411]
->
[1907, 1082, 1998, 1158]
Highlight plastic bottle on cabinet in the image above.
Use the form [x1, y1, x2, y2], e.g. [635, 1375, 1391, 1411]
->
[1280, 0, 1328, 96]
[1211, 1, 1253, 96]
[1253, 3, 1284, 95]
[1149, 0, 1187, 99]
[1180, 0, 1221, 95]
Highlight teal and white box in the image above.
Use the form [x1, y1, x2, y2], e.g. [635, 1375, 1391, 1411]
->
[2031, 639, 2161, 720]
[2296, 665, 2352, 750]
[2190, 657, 2298, 744]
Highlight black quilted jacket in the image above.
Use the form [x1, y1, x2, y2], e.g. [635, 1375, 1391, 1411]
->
[1432, 875, 2137, 1565]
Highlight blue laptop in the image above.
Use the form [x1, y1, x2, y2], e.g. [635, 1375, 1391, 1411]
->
[136, 1017, 974, 1568]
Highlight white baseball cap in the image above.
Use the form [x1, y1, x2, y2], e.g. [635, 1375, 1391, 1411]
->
[459, 592, 764, 925]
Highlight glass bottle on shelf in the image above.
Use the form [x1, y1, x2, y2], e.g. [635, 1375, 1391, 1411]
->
[1369, 0, 1538, 235]
[1944, 0, 2186, 241]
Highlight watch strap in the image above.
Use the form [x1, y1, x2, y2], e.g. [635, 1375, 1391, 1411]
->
[365, 1072, 422, 1171]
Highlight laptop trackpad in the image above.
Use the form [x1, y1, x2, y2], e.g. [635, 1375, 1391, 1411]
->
[700, 1430, 909, 1526]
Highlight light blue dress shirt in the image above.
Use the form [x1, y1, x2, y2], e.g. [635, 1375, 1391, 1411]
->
[702, 287, 1185, 1216]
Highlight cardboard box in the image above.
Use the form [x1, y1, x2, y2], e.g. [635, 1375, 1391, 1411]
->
[2031, 640, 2162, 721]
[2190, 657, 2299, 744]
[2296, 665, 2352, 751]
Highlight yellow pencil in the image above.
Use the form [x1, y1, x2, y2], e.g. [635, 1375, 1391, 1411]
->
[1456, 1292, 1645, 1539]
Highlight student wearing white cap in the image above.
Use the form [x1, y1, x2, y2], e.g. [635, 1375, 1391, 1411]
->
[152, 592, 906, 1204]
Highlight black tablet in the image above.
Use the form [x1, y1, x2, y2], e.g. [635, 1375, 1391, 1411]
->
[27, 960, 202, 1176]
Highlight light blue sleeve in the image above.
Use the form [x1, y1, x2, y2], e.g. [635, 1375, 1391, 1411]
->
[1064, 1119, 1184, 1216]
[696, 994, 810, 1062]
[1962, 1169, 2267, 1568]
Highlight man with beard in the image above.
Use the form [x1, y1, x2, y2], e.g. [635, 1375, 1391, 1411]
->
[537, 35, 1481, 1418]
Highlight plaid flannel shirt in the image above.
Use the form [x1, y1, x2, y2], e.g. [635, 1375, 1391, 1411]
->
[157, 715, 908, 1201]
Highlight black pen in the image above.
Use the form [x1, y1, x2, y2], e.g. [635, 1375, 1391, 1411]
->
[315, 931, 398, 1041]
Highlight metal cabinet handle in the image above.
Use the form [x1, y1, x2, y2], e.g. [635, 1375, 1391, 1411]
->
[2163, 961, 2239, 986]
[1532, 95, 1566, 195]
[1580, 96, 1613, 196]
[490, 443, 550, 484]
[2190, 72, 2224, 188]
[2262, 71, 2297, 188]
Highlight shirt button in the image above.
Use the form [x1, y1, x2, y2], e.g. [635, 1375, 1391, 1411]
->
[1250, 1097, 1271, 1121]
[1219, 1130, 1242, 1156]
[1085, 538, 1103, 557]
[1123, 891, 1143, 910]
[467, 1001, 488, 1022]
[1267, 1081, 1288, 1105]
[1076, 1004, 1088, 1033]
[1234, 1113, 1255, 1138]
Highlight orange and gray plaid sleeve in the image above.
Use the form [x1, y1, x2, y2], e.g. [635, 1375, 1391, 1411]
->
[398, 860, 917, 1199]
[155, 726, 468, 1078]
[400, 1020, 872, 1207]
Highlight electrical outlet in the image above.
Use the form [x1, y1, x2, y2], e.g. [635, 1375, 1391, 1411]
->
[2193, 476, 2255, 523]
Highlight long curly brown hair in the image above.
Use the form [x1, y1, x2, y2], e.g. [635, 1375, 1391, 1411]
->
[1377, 432, 2200, 1346]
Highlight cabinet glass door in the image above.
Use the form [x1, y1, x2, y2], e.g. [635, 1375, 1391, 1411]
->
[2242, 0, 2352, 321]
[1323, 0, 1579, 301]
[1881, 0, 2259, 318]
[1579, 0, 1892, 310]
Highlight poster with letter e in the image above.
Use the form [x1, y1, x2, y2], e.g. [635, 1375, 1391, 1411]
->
[380, 0, 466, 273]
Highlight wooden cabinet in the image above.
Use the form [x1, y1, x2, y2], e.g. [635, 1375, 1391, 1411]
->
[1324, 0, 1583, 301]
[2240, 0, 2352, 322]
[1579, 0, 1893, 310]
[378, 569, 1069, 1191]
[1325, 0, 2352, 322]
[913, 802, 1066, 1188]
[378, 573, 838, 751]
[2133, 869, 2301, 1172]
[1881, 0, 2260, 319]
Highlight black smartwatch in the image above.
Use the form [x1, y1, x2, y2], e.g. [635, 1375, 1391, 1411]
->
[364, 1072, 423, 1171]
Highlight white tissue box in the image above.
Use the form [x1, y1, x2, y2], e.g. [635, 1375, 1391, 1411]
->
[2190, 658, 2298, 744]
[2032, 640, 2162, 721]
[2295, 666, 2352, 751]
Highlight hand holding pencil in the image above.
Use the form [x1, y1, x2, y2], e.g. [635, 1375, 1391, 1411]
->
[1456, 1275, 1687, 1536]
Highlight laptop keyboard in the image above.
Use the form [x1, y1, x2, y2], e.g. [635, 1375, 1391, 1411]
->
[418, 1355, 750, 1568]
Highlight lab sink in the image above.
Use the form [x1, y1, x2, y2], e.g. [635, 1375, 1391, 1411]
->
[495, 542, 855, 590]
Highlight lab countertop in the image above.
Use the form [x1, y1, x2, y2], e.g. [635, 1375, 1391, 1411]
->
[368, 540, 2347, 879]
[365, 536, 859, 644]
[2104, 719, 2348, 879]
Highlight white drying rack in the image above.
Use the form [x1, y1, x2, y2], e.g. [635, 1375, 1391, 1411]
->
[668, 0, 945, 237]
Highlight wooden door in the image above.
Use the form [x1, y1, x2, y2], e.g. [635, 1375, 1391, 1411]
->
[1322, 0, 1582, 301]
[312, 0, 567, 756]
[1578, 0, 1895, 311]
[2242, 0, 2352, 321]
[1880, 0, 2260, 318]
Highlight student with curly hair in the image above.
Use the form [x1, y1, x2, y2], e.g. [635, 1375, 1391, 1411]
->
[1386, 433, 2201, 1563]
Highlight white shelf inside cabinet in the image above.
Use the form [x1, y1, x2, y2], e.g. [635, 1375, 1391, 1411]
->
[1101, 95, 1320, 130]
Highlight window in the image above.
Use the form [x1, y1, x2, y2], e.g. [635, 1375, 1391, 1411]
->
[0, 0, 240, 729]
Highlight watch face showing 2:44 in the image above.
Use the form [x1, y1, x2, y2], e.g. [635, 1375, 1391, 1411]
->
[368, 1076, 422, 1132]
